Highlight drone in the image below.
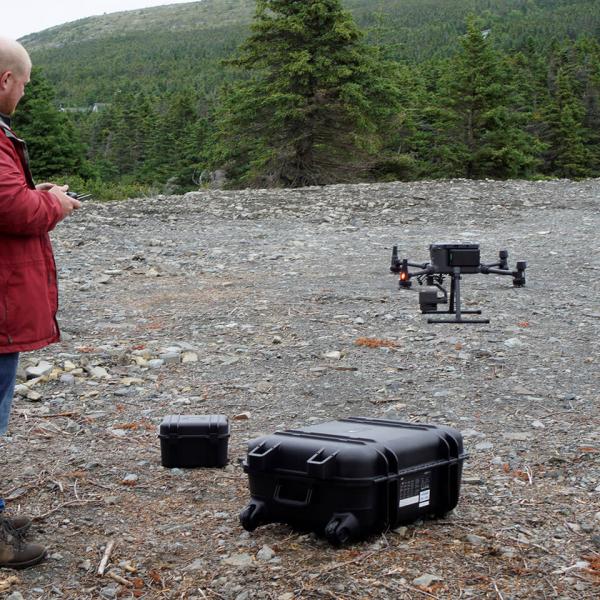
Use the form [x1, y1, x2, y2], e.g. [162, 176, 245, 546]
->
[390, 243, 527, 324]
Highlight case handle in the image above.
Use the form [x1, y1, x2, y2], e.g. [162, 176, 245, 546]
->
[273, 483, 313, 508]
[247, 443, 280, 471]
[306, 449, 338, 479]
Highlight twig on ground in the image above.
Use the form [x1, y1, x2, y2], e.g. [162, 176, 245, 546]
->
[98, 539, 116, 575]
[492, 580, 505, 600]
[108, 571, 132, 586]
[33, 498, 102, 521]
[381, 579, 441, 599]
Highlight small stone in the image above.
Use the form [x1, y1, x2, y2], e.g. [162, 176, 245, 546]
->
[503, 432, 532, 441]
[465, 534, 486, 546]
[88, 366, 109, 379]
[322, 351, 342, 360]
[272, 336, 283, 344]
[255, 381, 272, 394]
[223, 553, 254, 568]
[256, 545, 275, 561]
[184, 558, 205, 571]
[475, 441, 493, 451]
[504, 337, 525, 348]
[79, 559, 92, 570]
[147, 359, 165, 369]
[393, 526, 409, 538]
[60, 373, 76, 385]
[122, 474, 139, 484]
[159, 352, 181, 364]
[412, 573, 442, 587]
[26, 361, 53, 379]
[182, 352, 198, 363]
[278, 594, 294, 600]
[354, 317, 365, 325]
[100, 585, 118, 599]
[531, 420, 545, 429]
[6, 593, 25, 600]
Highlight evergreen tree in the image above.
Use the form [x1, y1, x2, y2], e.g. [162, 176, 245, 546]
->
[426, 18, 543, 179]
[12, 67, 88, 180]
[144, 89, 207, 189]
[104, 91, 153, 178]
[542, 67, 590, 177]
[213, 0, 404, 187]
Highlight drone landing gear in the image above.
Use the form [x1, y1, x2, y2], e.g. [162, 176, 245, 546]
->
[425, 268, 489, 324]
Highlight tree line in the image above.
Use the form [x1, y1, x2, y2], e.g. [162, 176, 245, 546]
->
[14, 0, 600, 198]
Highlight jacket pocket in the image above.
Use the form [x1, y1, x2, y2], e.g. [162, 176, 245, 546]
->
[5, 261, 55, 346]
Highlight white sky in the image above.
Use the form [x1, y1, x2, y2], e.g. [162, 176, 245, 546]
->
[3, 1, 197, 40]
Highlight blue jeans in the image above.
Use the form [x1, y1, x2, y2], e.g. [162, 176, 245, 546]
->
[0, 352, 19, 437]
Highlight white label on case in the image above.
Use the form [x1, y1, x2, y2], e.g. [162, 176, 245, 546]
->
[419, 489, 431, 507]
[399, 495, 419, 508]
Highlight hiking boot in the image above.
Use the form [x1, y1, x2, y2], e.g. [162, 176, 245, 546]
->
[0, 539, 47, 569]
[0, 517, 46, 569]
[3, 516, 32, 536]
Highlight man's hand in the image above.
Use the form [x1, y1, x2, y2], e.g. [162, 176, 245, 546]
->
[49, 185, 80, 220]
[36, 182, 62, 192]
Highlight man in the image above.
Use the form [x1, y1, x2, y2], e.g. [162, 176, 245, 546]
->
[0, 37, 80, 569]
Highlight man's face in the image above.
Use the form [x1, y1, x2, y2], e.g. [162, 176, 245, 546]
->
[0, 65, 31, 115]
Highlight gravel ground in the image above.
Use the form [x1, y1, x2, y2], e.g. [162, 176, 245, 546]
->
[0, 178, 599, 599]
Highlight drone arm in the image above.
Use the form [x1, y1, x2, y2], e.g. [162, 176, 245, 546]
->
[481, 261, 527, 286]
[481, 266, 514, 276]
[406, 267, 433, 278]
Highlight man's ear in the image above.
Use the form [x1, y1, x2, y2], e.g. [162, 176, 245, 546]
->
[0, 71, 11, 89]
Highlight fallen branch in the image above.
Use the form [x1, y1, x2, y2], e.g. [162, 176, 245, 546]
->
[32, 499, 102, 521]
[108, 570, 132, 587]
[492, 579, 505, 600]
[98, 540, 116, 576]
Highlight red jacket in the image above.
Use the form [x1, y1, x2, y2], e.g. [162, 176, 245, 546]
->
[0, 118, 63, 353]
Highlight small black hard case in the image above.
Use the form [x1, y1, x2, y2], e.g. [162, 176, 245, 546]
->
[159, 415, 230, 468]
[240, 417, 466, 544]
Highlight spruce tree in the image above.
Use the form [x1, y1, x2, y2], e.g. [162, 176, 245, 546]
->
[213, 0, 403, 187]
[12, 67, 88, 180]
[430, 18, 543, 179]
[542, 67, 590, 178]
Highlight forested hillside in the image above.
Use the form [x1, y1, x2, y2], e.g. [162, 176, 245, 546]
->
[22, 0, 600, 105]
[13, 0, 600, 196]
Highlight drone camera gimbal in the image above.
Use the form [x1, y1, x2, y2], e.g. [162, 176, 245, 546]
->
[390, 243, 527, 324]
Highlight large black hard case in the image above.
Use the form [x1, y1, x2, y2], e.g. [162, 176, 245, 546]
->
[241, 417, 466, 544]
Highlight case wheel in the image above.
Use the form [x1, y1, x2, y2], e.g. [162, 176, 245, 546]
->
[239, 501, 267, 532]
[324, 513, 359, 546]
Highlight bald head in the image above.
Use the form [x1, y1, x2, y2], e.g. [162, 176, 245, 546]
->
[0, 37, 31, 76]
[0, 38, 32, 115]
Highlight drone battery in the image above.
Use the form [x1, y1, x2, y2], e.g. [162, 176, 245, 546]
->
[159, 415, 230, 468]
[430, 243, 480, 274]
[240, 417, 467, 545]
